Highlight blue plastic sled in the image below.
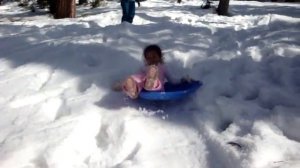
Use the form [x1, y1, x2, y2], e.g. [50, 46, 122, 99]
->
[139, 81, 202, 101]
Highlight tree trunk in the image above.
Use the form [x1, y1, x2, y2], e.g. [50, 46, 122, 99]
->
[217, 0, 230, 16]
[37, 0, 47, 9]
[49, 0, 57, 15]
[79, 0, 88, 5]
[92, 0, 101, 8]
[55, 0, 76, 19]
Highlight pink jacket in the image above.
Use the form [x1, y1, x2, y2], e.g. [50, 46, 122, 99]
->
[130, 64, 167, 91]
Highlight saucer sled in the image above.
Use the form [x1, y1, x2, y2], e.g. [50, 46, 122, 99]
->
[139, 81, 202, 101]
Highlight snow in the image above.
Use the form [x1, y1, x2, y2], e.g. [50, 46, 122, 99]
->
[0, 0, 300, 168]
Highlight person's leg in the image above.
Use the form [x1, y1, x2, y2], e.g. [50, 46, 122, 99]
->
[127, 0, 135, 23]
[121, 0, 129, 23]
[123, 77, 138, 99]
[144, 65, 163, 91]
[122, 74, 144, 99]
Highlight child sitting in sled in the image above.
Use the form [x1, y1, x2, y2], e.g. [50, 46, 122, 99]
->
[114, 44, 170, 99]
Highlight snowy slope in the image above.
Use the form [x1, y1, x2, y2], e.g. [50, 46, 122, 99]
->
[0, 1, 300, 168]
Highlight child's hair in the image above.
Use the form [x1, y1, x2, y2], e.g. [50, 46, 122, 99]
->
[143, 44, 164, 64]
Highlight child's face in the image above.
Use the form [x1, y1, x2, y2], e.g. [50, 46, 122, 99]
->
[145, 51, 161, 65]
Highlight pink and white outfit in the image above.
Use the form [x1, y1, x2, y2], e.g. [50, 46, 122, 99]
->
[123, 64, 166, 94]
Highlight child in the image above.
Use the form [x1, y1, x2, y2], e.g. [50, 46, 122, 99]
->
[119, 44, 168, 99]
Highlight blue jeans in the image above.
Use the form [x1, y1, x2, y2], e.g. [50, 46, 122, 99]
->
[121, 0, 135, 23]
